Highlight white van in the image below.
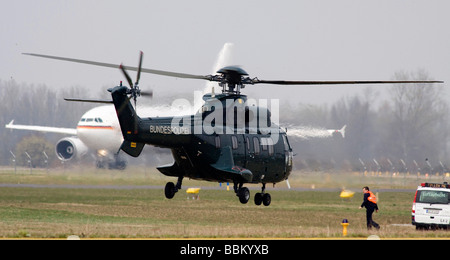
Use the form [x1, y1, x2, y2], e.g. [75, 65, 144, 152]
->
[412, 182, 450, 230]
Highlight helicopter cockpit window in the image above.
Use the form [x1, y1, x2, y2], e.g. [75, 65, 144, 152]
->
[282, 135, 291, 151]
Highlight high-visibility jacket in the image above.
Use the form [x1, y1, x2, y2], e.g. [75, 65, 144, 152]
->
[367, 191, 377, 204]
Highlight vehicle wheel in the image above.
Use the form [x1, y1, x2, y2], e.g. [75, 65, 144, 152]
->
[262, 193, 271, 206]
[238, 187, 250, 204]
[165, 182, 176, 199]
[254, 193, 263, 206]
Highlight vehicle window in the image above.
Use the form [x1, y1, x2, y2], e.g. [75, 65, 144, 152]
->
[80, 118, 86, 122]
[97, 118, 103, 123]
[253, 137, 260, 155]
[417, 190, 449, 204]
[246, 136, 250, 151]
[231, 136, 238, 150]
[86, 118, 93, 122]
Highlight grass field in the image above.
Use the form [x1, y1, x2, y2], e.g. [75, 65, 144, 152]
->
[0, 166, 449, 239]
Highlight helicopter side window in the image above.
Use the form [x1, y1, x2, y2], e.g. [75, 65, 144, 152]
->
[253, 137, 260, 155]
[231, 135, 238, 150]
[215, 136, 221, 149]
[267, 138, 274, 156]
[261, 138, 268, 151]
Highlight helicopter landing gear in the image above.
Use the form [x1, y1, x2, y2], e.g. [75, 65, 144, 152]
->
[254, 183, 271, 206]
[234, 182, 250, 204]
[164, 176, 183, 199]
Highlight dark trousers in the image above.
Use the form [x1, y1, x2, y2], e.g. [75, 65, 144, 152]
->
[366, 208, 380, 229]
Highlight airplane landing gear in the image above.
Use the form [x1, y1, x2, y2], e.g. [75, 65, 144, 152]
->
[254, 183, 271, 206]
[164, 176, 183, 199]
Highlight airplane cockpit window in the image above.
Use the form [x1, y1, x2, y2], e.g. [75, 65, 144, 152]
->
[97, 118, 103, 123]
[86, 118, 93, 122]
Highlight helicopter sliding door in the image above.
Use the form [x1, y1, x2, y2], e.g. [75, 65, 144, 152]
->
[243, 135, 264, 183]
[230, 134, 247, 169]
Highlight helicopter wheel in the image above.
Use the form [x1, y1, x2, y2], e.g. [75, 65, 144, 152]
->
[254, 193, 271, 206]
[164, 182, 176, 199]
[237, 187, 250, 204]
[262, 193, 271, 206]
[254, 193, 263, 205]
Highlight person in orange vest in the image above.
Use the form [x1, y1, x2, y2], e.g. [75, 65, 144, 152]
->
[359, 186, 380, 230]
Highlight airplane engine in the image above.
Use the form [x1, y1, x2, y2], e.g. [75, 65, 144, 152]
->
[55, 137, 88, 161]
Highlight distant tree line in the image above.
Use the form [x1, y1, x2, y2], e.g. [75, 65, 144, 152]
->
[284, 70, 449, 173]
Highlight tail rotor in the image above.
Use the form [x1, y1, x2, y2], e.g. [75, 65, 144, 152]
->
[119, 51, 153, 110]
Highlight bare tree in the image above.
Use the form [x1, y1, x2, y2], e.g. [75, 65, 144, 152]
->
[382, 69, 448, 162]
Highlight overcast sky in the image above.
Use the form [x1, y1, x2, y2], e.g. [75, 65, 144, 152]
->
[1, 0, 449, 106]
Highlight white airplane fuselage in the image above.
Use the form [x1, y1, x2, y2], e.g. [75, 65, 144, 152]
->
[76, 105, 123, 153]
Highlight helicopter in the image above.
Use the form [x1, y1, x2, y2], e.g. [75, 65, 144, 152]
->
[23, 52, 443, 206]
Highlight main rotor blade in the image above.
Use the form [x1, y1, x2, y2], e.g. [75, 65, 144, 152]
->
[120, 64, 134, 89]
[252, 79, 444, 85]
[64, 98, 113, 104]
[136, 51, 143, 85]
[23, 53, 211, 80]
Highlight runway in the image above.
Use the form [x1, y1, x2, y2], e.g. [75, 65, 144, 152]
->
[0, 183, 416, 193]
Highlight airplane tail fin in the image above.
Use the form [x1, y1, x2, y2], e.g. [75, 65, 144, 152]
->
[339, 125, 346, 138]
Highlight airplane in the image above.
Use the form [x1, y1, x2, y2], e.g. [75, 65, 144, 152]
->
[329, 125, 346, 138]
[6, 105, 126, 169]
[22, 51, 443, 206]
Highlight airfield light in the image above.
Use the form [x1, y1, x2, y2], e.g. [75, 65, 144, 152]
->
[341, 219, 349, 237]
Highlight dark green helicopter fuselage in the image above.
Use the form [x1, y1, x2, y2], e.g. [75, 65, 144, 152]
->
[111, 85, 293, 185]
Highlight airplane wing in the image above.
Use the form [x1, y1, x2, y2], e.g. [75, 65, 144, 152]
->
[5, 120, 77, 135]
